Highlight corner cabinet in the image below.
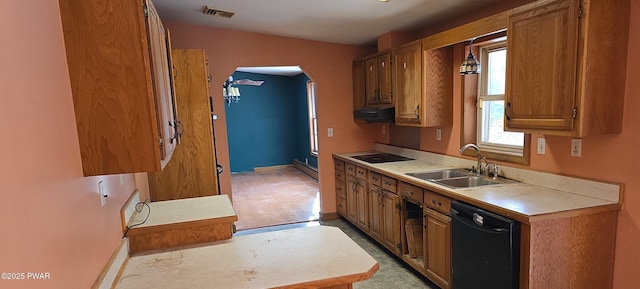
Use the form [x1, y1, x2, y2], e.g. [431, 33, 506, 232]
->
[352, 60, 367, 111]
[59, 0, 180, 176]
[394, 41, 453, 127]
[505, 0, 630, 137]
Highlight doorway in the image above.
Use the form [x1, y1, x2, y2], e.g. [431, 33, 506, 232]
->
[223, 66, 320, 230]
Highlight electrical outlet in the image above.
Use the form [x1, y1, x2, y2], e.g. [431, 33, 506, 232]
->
[436, 128, 442, 141]
[571, 138, 582, 157]
[537, 138, 546, 155]
[98, 181, 107, 206]
[327, 128, 334, 137]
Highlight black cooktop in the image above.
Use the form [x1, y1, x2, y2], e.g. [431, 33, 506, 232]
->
[351, 153, 414, 164]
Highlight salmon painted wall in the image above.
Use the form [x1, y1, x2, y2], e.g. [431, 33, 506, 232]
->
[164, 21, 377, 212]
[415, 2, 640, 288]
[0, 1, 143, 288]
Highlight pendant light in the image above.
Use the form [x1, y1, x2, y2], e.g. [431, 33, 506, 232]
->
[459, 39, 481, 75]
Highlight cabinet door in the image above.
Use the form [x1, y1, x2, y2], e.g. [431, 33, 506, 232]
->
[148, 49, 219, 201]
[394, 41, 423, 126]
[352, 60, 366, 111]
[424, 208, 451, 289]
[505, 0, 579, 133]
[383, 191, 401, 255]
[377, 52, 393, 105]
[146, 0, 177, 165]
[346, 175, 358, 223]
[369, 185, 384, 241]
[365, 57, 379, 106]
[356, 178, 370, 232]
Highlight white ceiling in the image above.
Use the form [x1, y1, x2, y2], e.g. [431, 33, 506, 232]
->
[153, 0, 503, 76]
[153, 0, 503, 46]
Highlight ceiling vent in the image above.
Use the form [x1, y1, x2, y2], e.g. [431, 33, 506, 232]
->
[202, 6, 235, 18]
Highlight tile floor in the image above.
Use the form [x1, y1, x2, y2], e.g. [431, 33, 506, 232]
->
[231, 166, 320, 230]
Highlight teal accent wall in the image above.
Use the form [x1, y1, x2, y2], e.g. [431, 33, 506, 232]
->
[225, 71, 317, 172]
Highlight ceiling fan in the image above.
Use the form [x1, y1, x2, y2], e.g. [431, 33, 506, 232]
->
[225, 76, 264, 87]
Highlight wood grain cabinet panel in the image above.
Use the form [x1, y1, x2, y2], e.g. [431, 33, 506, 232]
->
[382, 190, 402, 255]
[369, 185, 384, 241]
[365, 52, 393, 107]
[147, 49, 219, 201]
[424, 208, 451, 289]
[58, 0, 179, 176]
[505, 0, 630, 136]
[393, 40, 423, 126]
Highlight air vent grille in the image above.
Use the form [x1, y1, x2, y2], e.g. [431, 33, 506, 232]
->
[202, 6, 235, 18]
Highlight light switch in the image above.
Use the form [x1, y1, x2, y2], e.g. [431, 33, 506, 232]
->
[537, 138, 546, 155]
[328, 128, 334, 138]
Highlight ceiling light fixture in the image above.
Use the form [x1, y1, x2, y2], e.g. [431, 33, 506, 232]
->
[459, 38, 481, 75]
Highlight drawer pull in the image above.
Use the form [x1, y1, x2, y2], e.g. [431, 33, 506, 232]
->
[432, 200, 442, 207]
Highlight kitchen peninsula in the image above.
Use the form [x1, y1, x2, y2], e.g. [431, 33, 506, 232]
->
[114, 226, 379, 289]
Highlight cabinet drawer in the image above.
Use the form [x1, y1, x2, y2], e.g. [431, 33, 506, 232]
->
[381, 176, 397, 192]
[335, 160, 345, 172]
[337, 196, 347, 217]
[335, 170, 346, 182]
[335, 180, 346, 199]
[424, 190, 452, 215]
[398, 182, 424, 204]
[369, 172, 382, 186]
[356, 167, 368, 180]
[346, 163, 356, 175]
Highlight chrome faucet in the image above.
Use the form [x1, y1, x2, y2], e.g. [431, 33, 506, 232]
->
[459, 143, 482, 176]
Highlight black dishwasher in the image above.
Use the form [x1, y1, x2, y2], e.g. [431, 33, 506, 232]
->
[451, 201, 520, 289]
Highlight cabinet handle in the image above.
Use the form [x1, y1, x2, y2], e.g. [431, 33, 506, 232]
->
[172, 66, 177, 78]
[381, 61, 385, 68]
[505, 102, 512, 121]
[432, 200, 442, 207]
[415, 105, 420, 118]
[207, 74, 212, 83]
[403, 62, 407, 69]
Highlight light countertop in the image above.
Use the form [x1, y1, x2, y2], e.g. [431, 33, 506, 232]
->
[334, 146, 621, 223]
[115, 226, 379, 289]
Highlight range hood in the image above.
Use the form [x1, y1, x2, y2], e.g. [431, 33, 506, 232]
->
[353, 106, 395, 123]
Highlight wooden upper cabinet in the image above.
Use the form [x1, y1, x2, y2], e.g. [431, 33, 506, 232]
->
[423, 46, 453, 127]
[148, 49, 219, 202]
[394, 40, 423, 126]
[58, 0, 179, 176]
[505, 0, 630, 136]
[365, 51, 393, 107]
[352, 60, 366, 111]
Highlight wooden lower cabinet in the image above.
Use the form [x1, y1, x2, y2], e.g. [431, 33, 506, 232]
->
[355, 178, 370, 232]
[346, 175, 358, 223]
[369, 185, 384, 241]
[424, 208, 451, 289]
[382, 191, 402, 255]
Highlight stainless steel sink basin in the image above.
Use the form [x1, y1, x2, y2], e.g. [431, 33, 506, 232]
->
[406, 169, 469, 181]
[433, 176, 500, 188]
[406, 169, 515, 189]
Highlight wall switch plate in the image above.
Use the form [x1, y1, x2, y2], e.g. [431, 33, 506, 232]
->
[327, 128, 334, 137]
[537, 137, 546, 155]
[98, 180, 107, 206]
[571, 138, 582, 157]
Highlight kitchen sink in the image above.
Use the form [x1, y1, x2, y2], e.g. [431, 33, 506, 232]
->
[406, 169, 469, 181]
[433, 176, 500, 188]
[406, 169, 515, 189]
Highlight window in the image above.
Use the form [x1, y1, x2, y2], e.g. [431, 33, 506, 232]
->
[476, 42, 524, 156]
[460, 36, 530, 165]
[307, 81, 318, 156]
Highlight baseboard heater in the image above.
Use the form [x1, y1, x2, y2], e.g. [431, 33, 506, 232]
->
[293, 159, 318, 180]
